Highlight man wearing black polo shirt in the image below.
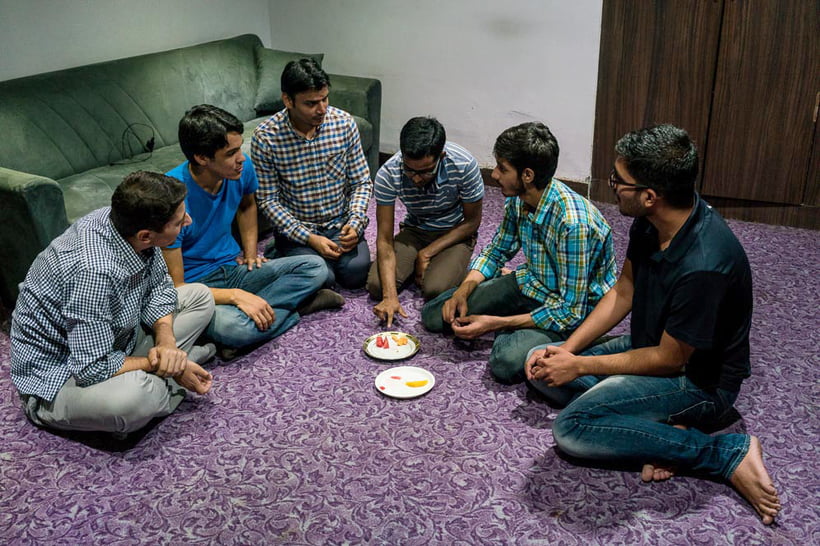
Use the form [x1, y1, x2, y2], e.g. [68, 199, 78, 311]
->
[524, 125, 780, 525]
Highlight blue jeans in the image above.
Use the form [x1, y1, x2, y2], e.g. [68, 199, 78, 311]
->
[267, 226, 370, 289]
[198, 255, 326, 348]
[527, 336, 749, 480]
[422, 273, 567, 384]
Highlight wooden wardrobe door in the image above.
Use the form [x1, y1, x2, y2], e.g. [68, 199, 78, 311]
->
[702, 0, 819, 204]
[591, 0, 724, 202]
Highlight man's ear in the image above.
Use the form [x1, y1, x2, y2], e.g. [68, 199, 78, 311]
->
[521, 167, 535, 184]
[282, 92, 293, 109]
[135, 229, 154, 246]
[192, 153, 209, 168]
[642, 187, 659, 207]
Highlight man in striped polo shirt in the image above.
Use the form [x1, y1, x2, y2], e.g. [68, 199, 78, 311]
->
[423, 122, 617, 384]
[367, 117, 484, 327]
[252, 58, 372, 290]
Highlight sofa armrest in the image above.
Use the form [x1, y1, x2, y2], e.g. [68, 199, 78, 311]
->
[0, 167, 69, 307]
[328, 74, 382, 177]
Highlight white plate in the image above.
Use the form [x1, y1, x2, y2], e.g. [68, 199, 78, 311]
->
[375, 366, 435, 399]
[363, 331, 420, 361]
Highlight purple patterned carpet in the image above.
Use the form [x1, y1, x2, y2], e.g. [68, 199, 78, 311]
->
[1, 185, 818, 545]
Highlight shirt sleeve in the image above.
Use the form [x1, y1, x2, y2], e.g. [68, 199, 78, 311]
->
[252, 130, 314, 244]
[529, 222, 605, 330]
[374, 162, 399, 206]
[459, 155, 484, 203]
[63, 270, 127, 387]
[140, 252, 178, 329]
[343, 118, 373, 235]
[470, 198, 520, 278]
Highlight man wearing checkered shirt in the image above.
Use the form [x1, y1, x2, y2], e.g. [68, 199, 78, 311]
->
[252, 58, 372, 290]
[10, 172, 216, 437]
[422, 122, 618, 384]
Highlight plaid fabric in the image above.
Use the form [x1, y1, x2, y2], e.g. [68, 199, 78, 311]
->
[470, 180, 617, 331]
[374, 141, 484, 231]
[10, 208, 177, 402]
[252, 106, 372, 244]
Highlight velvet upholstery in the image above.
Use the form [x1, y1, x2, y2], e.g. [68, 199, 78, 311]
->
[0, 34, 381, 307]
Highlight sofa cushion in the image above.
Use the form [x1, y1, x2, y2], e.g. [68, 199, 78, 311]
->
[254, 45, 324, 114]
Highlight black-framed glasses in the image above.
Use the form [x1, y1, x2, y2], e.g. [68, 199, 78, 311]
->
[609, 169, 648, 191]
[403, 157, 440, 179]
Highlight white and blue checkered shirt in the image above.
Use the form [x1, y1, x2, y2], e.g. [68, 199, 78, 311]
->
[10, 208, 177, 402]
[252, 105, 373, 244]
[374, 141, 484, 230]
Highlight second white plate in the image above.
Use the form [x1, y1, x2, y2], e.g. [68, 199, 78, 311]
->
[375, 366, 435, 399]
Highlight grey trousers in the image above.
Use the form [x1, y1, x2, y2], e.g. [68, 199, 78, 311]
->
[23, 283, 214, 434]
[366, 225, 476, 301]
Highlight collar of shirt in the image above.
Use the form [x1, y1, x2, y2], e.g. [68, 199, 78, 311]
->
[105, 212, 155, 272]
[522, 179, 559, 226]
[655, 192, 704, 264]
[284, 110, 326, 142]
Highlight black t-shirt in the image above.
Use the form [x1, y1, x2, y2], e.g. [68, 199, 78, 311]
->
[626, 195, 752, 392]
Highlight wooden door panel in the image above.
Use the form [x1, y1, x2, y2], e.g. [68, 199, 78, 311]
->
[591, 0, 723, 202]
[702, 0, 820, 204]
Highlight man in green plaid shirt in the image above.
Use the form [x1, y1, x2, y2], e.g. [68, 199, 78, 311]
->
[422, 122, 617, 384]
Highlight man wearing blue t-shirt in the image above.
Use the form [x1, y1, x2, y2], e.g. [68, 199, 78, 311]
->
[163, 105, 339, 351]
[367, 117, 484, 327]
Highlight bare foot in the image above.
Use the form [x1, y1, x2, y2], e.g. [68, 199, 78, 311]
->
[641, 425, 686, 482]
[641, 463, 675, 482]
[729, 436, 780, 525]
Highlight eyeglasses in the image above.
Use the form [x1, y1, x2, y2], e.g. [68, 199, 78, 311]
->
[403, 157, 440, 179]
[609, 169, 648, 191]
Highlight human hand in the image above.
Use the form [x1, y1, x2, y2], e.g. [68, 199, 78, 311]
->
[176, 361, 213, 394]
[441, 290, 469, 324]
[148, 344, 187, 378]
[528, 345, 580, 387]
[233, 289, 276, 331]
[450, 314, 496, 339]
[308, 234, 343, 260]
[236, 253, 268, 271]
[373, 297, 408, 328]
[338, 225, 359, 253]
[414, 250, 432, 287]
[524, 347, 549, 380]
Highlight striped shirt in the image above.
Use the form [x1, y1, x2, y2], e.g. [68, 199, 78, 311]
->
[374, 142, 484, 230]
[470, 180, 617, 331]
[251, 106, 372, 244]
[10, 208, 177, 402]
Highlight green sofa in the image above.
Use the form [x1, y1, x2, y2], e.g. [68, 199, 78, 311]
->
[0, 34, 382, 308]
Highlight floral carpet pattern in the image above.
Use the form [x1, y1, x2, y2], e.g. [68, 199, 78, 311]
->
[0, 185, 817, 545]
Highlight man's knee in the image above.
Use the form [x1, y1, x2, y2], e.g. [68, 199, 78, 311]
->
[421, 293, 451, 332]
[421, 278, 454, 301]
[177, 283, 215, 318]
[552, 410, 586, 458]
[488, 348, 525, 384]
[365, 264, 383, 300]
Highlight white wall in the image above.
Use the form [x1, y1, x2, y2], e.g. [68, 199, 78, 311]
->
[0, 0, 271, 80]
[267, 0, 603, 181]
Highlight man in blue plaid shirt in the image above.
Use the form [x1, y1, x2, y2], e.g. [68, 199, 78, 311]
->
[252, 58, 372, 290]
[10, 172, 216, 437]
[423, 122, 617, 384]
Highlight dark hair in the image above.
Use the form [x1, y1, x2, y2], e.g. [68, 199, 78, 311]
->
[178, 104, 243, 163]
[493, 122, 559, 190]
[399, 117, 446, 160]
[110, 171, 187, 237]
[281, 58, 331, 99]
[614, 124, 698, 209]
